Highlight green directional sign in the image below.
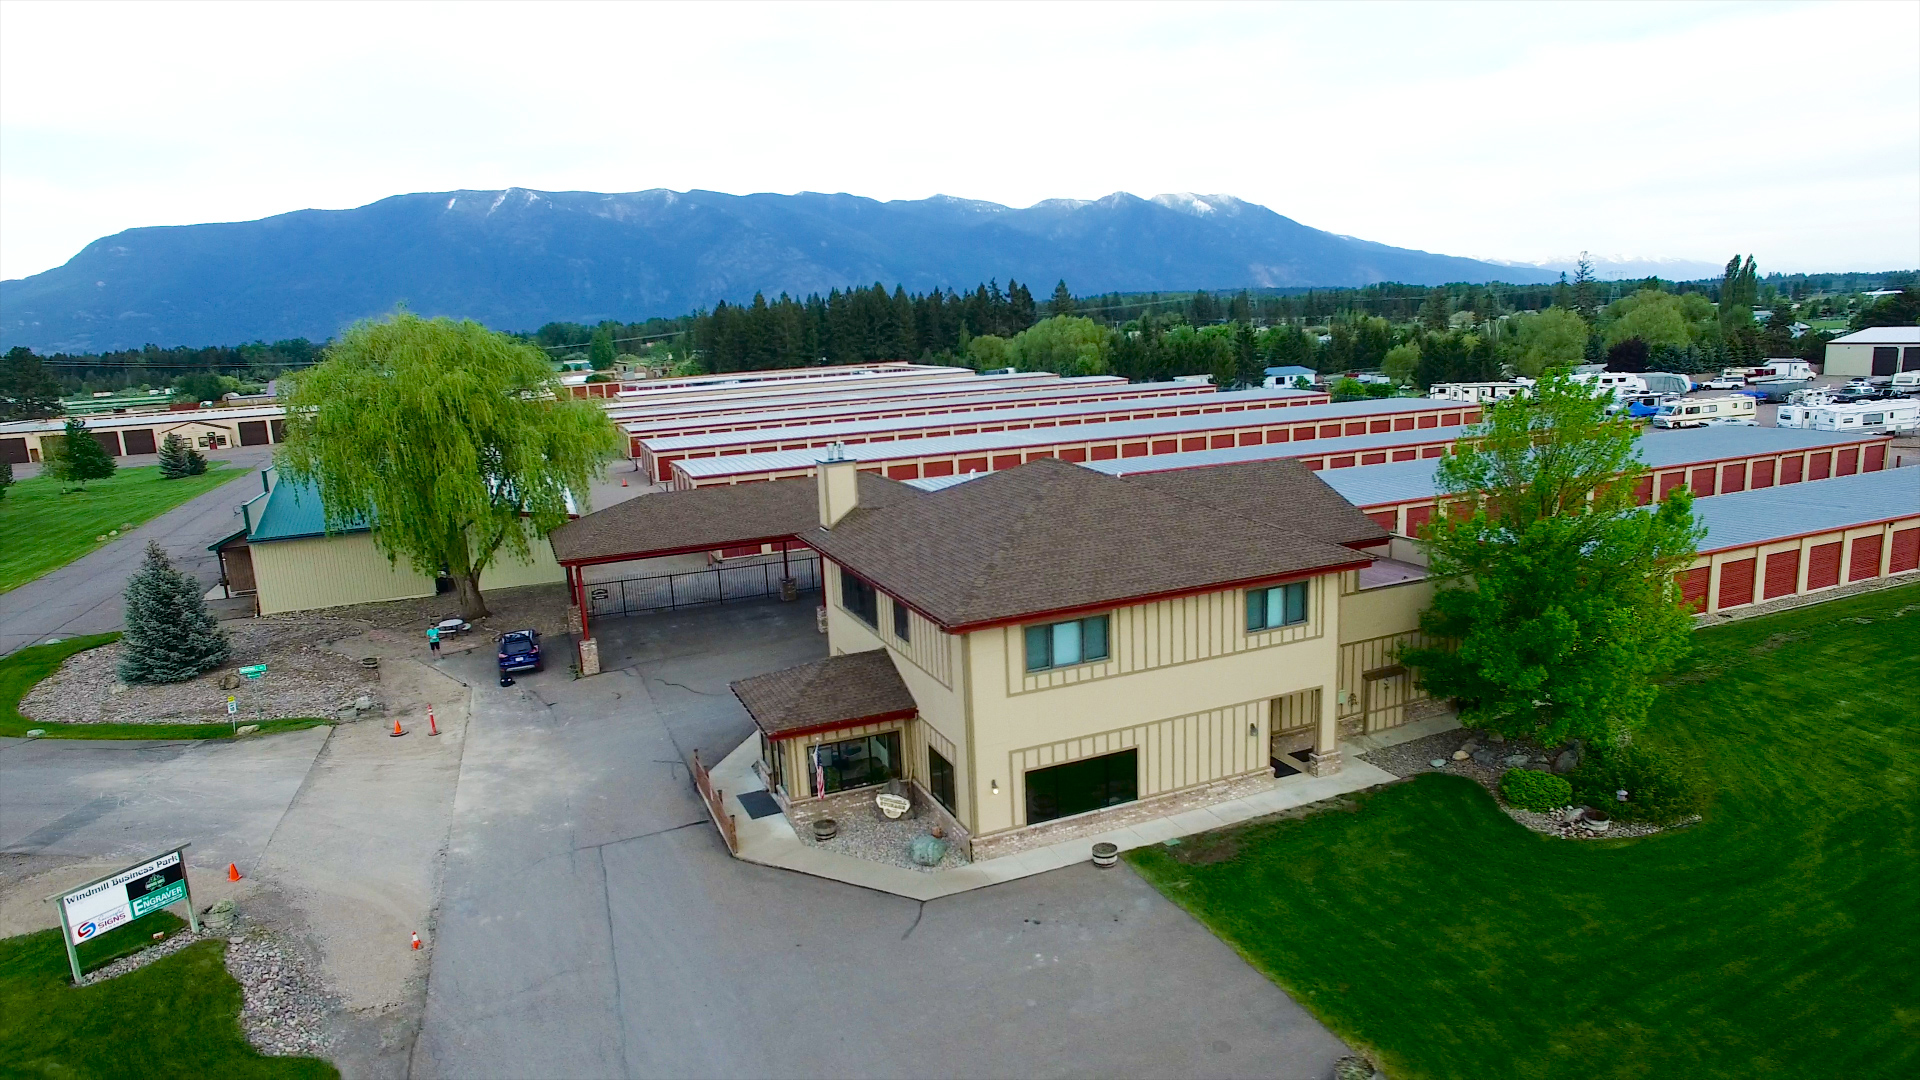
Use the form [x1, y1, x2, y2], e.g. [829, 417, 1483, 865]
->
[239, 664, 267, 679]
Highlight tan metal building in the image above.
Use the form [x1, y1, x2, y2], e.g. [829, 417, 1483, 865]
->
[0, 404, 289, 465]
[1823, 326, 1920, 379]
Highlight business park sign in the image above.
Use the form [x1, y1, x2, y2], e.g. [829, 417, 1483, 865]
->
[50, 846, 200, 982]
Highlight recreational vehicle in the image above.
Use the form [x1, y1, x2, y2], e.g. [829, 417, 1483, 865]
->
[1650, 395, 1758, 429]
[1776, 399, 1920, 434]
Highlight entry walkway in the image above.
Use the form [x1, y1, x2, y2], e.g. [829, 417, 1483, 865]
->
[708, 710, 1458, 901]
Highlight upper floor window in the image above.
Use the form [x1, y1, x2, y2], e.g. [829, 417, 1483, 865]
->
[892, 597, 911, 642]
[841, 570, 878, 626]
[1024, 615, 1109, 672]
[1247, 581, 1309, 632]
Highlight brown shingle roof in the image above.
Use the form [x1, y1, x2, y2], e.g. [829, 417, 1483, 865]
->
[1122, 459, 1389, 548]
[805, 457, 1378, 630]
[729, 649, 917, 738]
[547, 472, 920, 564]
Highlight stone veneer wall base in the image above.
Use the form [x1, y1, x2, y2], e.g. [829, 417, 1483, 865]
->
[970, 768, 1277, 862]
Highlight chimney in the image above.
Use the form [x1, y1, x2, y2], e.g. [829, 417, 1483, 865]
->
[816, 443, 859, 528]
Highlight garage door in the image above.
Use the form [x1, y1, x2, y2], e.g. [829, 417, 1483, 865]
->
[238, 420, 270, 446]
[122, 428, 157, 456]
[0, 437, 26, 465]
[92, 430, 123, 456]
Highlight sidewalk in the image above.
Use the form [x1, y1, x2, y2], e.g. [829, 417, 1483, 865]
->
[708, 711, 1458, 901]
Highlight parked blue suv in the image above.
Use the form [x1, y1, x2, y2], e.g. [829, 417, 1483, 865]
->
[497, 629, 543, 673]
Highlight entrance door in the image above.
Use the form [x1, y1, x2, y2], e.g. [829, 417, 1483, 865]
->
[1363, 665, 1414, 733]
[1025, 749, 1137, 825]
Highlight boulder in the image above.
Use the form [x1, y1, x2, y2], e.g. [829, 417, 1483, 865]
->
[1451, 749, 1470, 761]
[203, 898, 237, 931]
[907, 833, 949, 866]
[1470, 749, 1499, 766]
[1504, 754, 1530, 767]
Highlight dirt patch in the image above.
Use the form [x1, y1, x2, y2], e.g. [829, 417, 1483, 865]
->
[324, 582, 570, 642]
[22, 616, 379, 724]
[1163, 795, 1367, 865]
[1749, 630, 1810, 655]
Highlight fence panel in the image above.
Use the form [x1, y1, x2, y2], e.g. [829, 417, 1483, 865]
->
[586, 557, 822, 620]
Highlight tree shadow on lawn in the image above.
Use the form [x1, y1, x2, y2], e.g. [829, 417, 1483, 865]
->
[1127, 584, 1920, 1080]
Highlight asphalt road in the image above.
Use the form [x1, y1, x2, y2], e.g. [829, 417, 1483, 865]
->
[413, 599, 1350, 1079]
[0, 447, 275, 656]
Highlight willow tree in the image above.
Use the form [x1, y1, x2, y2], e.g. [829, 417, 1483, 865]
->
[277, 313, 618, 619]
[1400, 374, 1704, 746]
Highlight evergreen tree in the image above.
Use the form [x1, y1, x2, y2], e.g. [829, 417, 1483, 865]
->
[186, 443, 209, 475]
[0, 458, 12, 501]
[118, 541, 231, 684]
[1419, 289, 1452, 333]
[1048, 280, 1076, 318]
[1233, 322, 1263, 388]
[1571, 253, 1600, 324]
[158, 432, 194, 479]
[51, 417, 116, 487]
[1, 346, 66, 420]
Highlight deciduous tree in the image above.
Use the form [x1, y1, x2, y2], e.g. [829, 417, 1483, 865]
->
[1401, 374, 1703, 746]
[1506, 307, 1588, 377]
[277, 313, 618, 620]
[0, 347, 64, 420]
[589, 327, 617, 370]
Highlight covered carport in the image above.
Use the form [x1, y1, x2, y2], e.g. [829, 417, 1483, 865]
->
[545, 472, 921, 673]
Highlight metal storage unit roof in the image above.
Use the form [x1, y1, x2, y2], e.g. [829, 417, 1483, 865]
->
[604, 373, 1104, 421]
[673, 397, 1472, 479]
[1693, 467, 1919, 552]
[617, 378, 1181, 435]
[1637, 427, 1886, 465]
[0, 403, 286, 435]
[638, 387, 1326, 452]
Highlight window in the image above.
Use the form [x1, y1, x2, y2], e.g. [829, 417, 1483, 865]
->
[1025, 749, 1137, 824]
[1024, 615, 1109, 672]
[892, 597, 911, 641]
[927, 748, 956, 812]
[1246, 581, 1309, 632]
[840, 569, 878, 626]
[807, 730, 901, 796]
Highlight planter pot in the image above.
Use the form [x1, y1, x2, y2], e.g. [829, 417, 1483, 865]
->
[779, 577, 799, 602]
[1580, 809, 1612, 833]
[360, 657, 380, 670]
[811, 818, 838, 842]
[1091, 842, 1119, 868]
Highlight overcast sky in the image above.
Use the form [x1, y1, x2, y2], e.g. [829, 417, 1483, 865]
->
[2, 0, 1915, 282]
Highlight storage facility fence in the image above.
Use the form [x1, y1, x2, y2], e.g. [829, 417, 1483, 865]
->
[585, 556, 823, 619]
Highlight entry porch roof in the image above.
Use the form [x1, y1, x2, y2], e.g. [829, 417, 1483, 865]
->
[730, 650, 918, 740]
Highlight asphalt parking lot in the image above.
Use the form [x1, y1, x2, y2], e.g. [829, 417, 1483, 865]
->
[413, 597, 1351, 1079]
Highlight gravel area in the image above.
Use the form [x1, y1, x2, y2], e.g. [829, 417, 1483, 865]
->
[78, 923, 208, 985]
[799, 796, 970, 872]
[23, 616, 378, 724]
[1359, 728, 1689, 841]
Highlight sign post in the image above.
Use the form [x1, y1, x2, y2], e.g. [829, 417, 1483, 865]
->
[48, 844, 198, 985]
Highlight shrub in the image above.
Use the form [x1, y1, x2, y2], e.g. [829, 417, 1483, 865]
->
[1570, 742, 1706, 824]
[1500, 768, 1572, 812]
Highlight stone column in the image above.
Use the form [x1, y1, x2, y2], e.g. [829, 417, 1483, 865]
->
[1307, 684, 1342, 776]
[578, 637, 600, 677]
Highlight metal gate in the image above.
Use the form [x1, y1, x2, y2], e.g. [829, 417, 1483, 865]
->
[1363, 665, 1415, 733]
[585, 557, 822, 619]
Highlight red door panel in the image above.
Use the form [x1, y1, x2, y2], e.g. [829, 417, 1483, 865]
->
[1721, 463, 1746, 493]
[1849, 535, 1882, 581]
[1717, 558, 1756, 609]
[1763, 550, 1799, 598]
[1806, 541, 1842, 588]
[1891, 528, 1920, 573]
[1678, 566, 1710, 612]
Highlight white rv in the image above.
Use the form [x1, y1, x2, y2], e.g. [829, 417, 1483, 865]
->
[1756, 359, 1814, 380]
[1569, 370, 1650, 402]
[1776, 399, 1920, 434]
[1426, 381, 1531, 404]
[1650, 395, 1759, 428]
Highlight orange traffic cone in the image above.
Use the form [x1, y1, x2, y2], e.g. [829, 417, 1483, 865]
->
[390, 716, 406, 737]
[621, 478, 628, 487]
[411, 932, 421, 950]
[228, 863, 242, 882]
[427, 706, 440, 737]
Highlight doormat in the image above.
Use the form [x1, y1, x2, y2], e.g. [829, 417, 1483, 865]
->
[737, 790, 783, 819]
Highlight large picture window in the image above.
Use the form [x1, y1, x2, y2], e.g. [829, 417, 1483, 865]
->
[808, 730, 901, 796]
[840, 570, 878, 626]
[1247, 581, 1309, 632]
[1024, 615, 1109, 672]
[1025, 749, 1137, 824]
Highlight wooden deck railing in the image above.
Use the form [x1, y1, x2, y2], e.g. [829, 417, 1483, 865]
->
[690, 750, 739, 854]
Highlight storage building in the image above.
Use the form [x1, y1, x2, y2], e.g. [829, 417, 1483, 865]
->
[1822, 326, 1920, 378]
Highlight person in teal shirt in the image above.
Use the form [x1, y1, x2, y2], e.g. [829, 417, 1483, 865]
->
[427, 625, 441, 654]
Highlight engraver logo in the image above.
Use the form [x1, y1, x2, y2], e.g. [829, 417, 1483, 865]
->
[143, 873, 165, 894]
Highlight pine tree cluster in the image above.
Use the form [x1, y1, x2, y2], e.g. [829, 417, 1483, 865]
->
[157, 432, 208, 479]
[118, 541, 231, 684]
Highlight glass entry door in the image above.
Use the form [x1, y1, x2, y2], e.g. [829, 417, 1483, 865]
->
[1025, 749, 1138, 824]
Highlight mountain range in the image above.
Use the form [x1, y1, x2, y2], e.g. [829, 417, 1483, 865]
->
[0, 188, 1563, 352]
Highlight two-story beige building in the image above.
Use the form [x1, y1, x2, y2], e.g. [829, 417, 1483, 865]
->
[725, 455, 1437, 859]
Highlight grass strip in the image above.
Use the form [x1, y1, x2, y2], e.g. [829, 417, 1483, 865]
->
[1127, 583, 1920, 1080]
[0, 464, 242, 593]
[2, 634, 332, 741]
[0, 910, 335, 1078]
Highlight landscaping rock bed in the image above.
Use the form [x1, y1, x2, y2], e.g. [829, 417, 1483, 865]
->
[796, 794, 970, 873]
[1359, 728, 1685, 841]
[22, 616, 377, 724]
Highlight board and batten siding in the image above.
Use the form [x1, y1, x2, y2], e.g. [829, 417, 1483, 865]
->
[1003, 696, 1278, 818]
[1005, 575, 1329, 695]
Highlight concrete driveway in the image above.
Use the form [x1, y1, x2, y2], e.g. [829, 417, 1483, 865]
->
[0, 445, 276, 655]
[413, 598, 1349, 1079]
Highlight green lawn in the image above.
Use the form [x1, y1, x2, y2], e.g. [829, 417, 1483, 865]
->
[0, 464, 240, 593]
[3, 634, 331, 741]
[0, 909, 335, 1078]
[1128, 584, 1920, 1080]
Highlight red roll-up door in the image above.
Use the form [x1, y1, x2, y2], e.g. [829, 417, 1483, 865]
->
[1421, 446, 1445, 458]
[1659, 471, 1684, 498]
[1836, 447, 1859, 476]
[1863, 443, 1885, 471]
[238, 420, 270, 446]
[1633, 475, 1654, 505]
[1239, 432, 1261, 446]
[1370, 419, 1391, 433]
[1329, 455, 1356, 468]
[1266, 429, 1291, 444]
[1212, 434, 1235, 449]
[1361, 452, 1386, 465]
[1394, 417, 1414, 430]
[1463, 410, 1483, 423]
[1367, 510, 1397, 532]
[1345, 421, 1368, 436]
[922, 460, 954, 477]
[1689, 467, 1716, 496]
[1716, 558, 1756, 609]
[1151, 440, 1177, 455]
[1808, 452, 1831, 480]
[1405, 505, 1433, 534]
[1418, 414, 1438, 429]
[1763, 549, 1800, 598]
[1890, 528, 1920, 573]
[121, 428, 157, 456]
[1441, 412, 1462, 426]
[1181, 437, 1206, 452]
[1806, 541, 1842, 588]
[1392, 449, 1416, 461]
[958, 456, 988, 472]
[1750, 459, 1775, 488]
[1091, 445, 1119, 460]
[1060, 447, 1087, 462]
[1848, 535, 1882, 581]
[1319, 424, 1342, 438]
[1292, 426, 1316, 440]
[1720, 463, 1745, 493]
[886, 464, 920, 480]
[1780, 456, 1802, 484]
[991, 454, 1021, 470]
[1678, 566, 1710, 612]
